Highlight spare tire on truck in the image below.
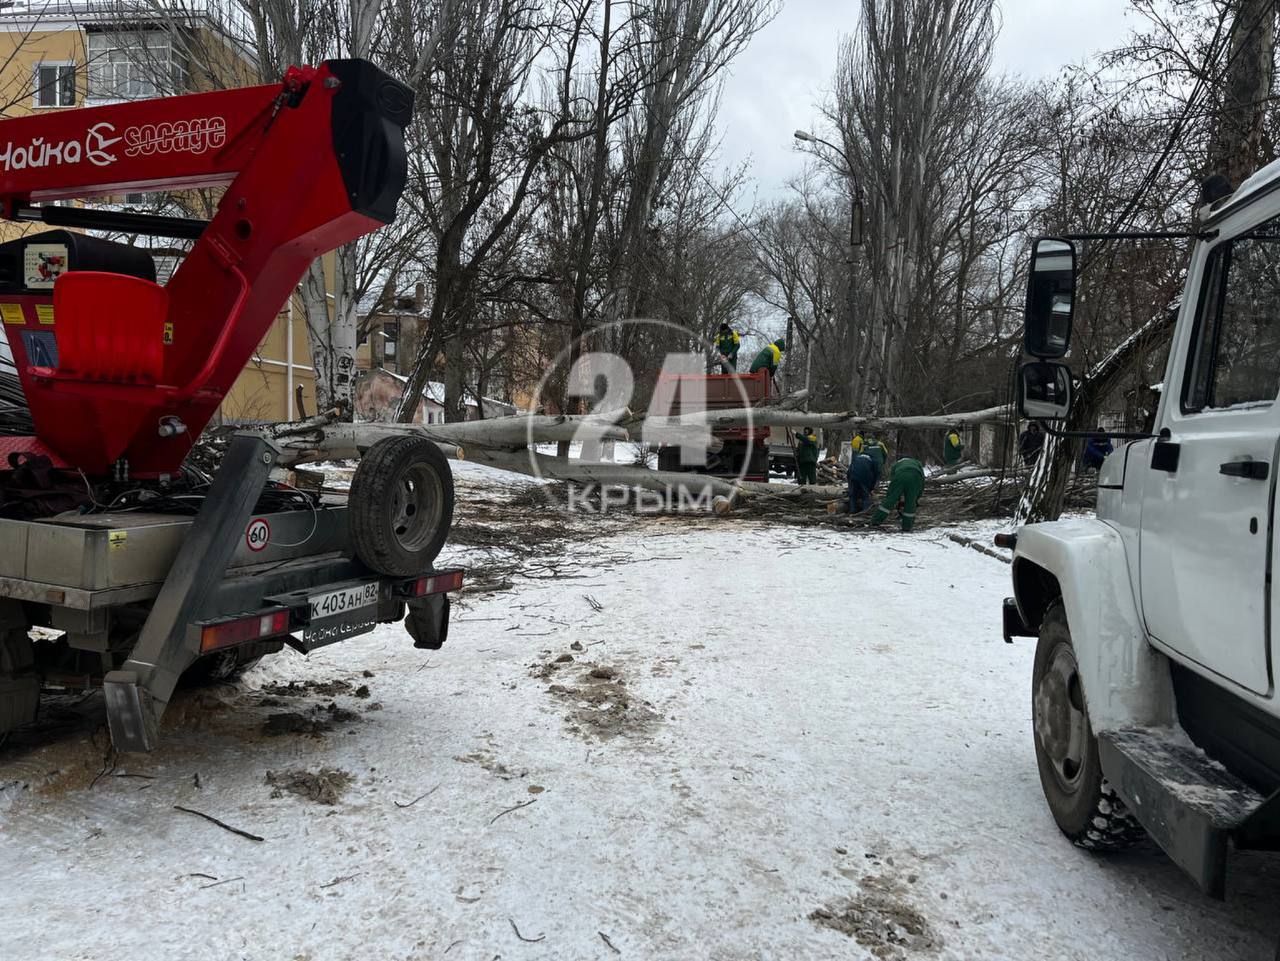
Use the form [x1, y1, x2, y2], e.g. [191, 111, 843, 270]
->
[348, 435, 454, 576]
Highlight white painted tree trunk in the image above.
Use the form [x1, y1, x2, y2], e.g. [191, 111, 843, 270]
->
[299, 0, 383, 419]
[300, 257, 359, 417]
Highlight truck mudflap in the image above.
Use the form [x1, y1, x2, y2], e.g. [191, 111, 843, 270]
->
[1002, 597, 1034, 643]
[405, 593, 450, 650]
[1097, 726, 1276, 899]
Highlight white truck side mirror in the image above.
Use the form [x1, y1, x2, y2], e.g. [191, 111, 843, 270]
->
[1025, 237, 1076, 359]
[1018, 361, 1073, 421]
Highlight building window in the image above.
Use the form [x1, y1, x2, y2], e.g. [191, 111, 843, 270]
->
[382, 320, 399, 364]
[87, 31, 176, 102]
[33, 62, 75, 108]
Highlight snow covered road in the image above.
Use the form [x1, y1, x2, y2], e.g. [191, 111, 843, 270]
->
[1, 513, 1276, 960]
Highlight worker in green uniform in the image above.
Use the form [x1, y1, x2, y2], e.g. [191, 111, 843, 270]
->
[749, 337, 786, 377]
[795, 426, 819, 486]
[943, 429, 965, 465]
[713, 323, 740, 373]
[869, 457, 925, 531]
[864, 435, 888, 478]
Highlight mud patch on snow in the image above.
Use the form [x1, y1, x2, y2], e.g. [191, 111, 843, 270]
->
[811, 873, 939, 959]
[262, 702, 361, 738]
[453, 749, 526, 781]
[0, 690, 193, 799]
[266, 767, 354, 805]
[540, 660, 660, 740]
[258, 678, 358, 698]
[0, 727, 112, 798]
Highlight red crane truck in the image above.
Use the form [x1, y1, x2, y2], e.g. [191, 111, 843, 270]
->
[0, 60, 461, 753]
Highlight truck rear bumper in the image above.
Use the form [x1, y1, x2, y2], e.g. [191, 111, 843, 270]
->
[104, 565, 463, 753]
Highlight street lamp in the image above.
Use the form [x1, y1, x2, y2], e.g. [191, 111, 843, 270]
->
[794, 129, 863, 245]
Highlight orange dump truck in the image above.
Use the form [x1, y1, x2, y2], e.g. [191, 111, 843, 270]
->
[653, 370, 777, 481]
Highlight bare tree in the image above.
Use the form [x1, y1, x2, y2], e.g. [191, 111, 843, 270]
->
[393, 0, 603, 422]
[239, 0, 399, 415]
[826, 0, 998, 416]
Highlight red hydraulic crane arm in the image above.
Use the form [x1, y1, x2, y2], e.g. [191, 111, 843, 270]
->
[1, 59, 414, 477]
[0, 82, 281, 209]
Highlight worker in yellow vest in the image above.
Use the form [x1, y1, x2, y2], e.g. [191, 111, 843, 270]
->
[749, 338, 786, 378]
[713, 323, 740, 373]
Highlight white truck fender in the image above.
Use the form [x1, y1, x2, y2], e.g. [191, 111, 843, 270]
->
[1013, 518, 1175, 732]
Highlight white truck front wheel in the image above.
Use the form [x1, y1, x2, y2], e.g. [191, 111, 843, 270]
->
[1032, 603, 1145, 851]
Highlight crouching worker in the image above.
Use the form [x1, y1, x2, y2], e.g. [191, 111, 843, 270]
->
[847, 452, 877, 512]
[869, 457, 925, 531]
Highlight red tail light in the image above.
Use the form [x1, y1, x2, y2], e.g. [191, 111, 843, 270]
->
[200, 608, 290, 653]
[405, 569, 464, 597]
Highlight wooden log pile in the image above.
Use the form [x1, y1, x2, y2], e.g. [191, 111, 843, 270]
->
[815, 459, 845, 485]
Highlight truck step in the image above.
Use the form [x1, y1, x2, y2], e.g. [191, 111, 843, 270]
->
[1098, 726, 1265, 899]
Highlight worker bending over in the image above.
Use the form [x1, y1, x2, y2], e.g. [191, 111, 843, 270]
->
[869, 457, 925, 531]
[713, 323, 740, 373]
[795, 427, 819, 485]
[847, 452, 877, 512]
[749, 337, 786, 378]
[943, 430, 964, 465]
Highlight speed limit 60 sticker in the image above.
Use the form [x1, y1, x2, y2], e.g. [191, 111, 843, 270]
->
[245, 517, 271, 552]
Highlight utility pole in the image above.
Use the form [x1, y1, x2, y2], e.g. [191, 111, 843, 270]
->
[794, 129, 863, 407]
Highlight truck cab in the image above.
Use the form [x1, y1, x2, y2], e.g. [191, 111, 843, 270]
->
[1007, 167, 1280, 898]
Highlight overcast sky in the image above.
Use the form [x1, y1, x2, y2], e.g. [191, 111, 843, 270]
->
[721, 0, 1137, 200]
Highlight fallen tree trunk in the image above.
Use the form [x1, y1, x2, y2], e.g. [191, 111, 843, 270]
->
[458, 448, 741, 501]
[258, 412, 631, 466]
[644, 403, 1010, 433]
[273, 424, 463, 465]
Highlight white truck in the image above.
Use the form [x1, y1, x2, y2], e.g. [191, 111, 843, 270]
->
[1007, 166, 1280, 900]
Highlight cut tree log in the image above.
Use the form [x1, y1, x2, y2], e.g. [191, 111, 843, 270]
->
[273, 423, 462, 465]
